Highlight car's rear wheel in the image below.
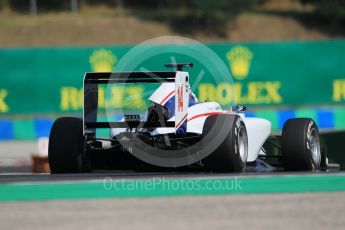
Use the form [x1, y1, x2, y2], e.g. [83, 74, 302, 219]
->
[282, 118, 321, 171]
[202, 114, 248, 172]
[48, 117, 88, 173]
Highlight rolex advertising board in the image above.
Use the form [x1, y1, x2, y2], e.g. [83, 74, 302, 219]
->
[0, 40, 345, 116]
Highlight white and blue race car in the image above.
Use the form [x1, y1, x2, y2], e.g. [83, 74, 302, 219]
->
[48, 63, 325, 173]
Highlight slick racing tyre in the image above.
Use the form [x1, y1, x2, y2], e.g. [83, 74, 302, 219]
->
[202, 114, 248, 172]
[48, 117, 88, 173]
[282, 118, 321, 171]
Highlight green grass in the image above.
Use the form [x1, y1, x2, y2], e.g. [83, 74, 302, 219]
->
[1, 174, 344, 202]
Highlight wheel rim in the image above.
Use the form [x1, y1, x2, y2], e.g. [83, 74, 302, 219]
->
[238, 125, 248, 163]
[310, 128, 321, 166]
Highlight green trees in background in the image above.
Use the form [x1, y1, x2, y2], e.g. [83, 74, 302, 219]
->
[0, 0, 114, 11]
[0, 0, 263, 35]
[166, 0, 263, 35]
[123, 0, 264, 35]
[301, 0, 345, 23]
[3, 0, 345, 19]
[1, 0, 262, 12]
[7, 0, 69, 12]
[1, 0, 344, 33]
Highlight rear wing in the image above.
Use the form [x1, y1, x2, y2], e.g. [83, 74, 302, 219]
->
[83, 70, 190, 137]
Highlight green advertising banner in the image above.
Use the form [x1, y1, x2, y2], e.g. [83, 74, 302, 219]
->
[0, 40, 345, 116]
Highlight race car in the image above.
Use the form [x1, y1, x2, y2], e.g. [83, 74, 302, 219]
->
[48, 63, 326, 173]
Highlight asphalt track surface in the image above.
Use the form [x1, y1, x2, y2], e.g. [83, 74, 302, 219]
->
[0, 192, 344, 230]
[0, 170, 343, 183]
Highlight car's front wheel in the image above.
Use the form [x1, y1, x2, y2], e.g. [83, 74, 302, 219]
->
[282, 118, 321, 171]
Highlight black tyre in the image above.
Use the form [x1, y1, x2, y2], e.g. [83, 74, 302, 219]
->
[202, 114, 248, 172]
[48, 117, 87, 173]
[282, 118, 321, 171]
